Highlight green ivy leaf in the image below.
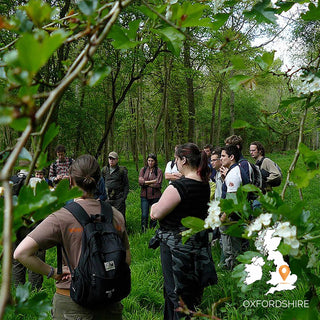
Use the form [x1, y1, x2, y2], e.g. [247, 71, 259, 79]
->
[78, 0, 98, 16]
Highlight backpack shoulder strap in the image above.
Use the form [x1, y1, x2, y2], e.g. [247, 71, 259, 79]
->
[100, 201, 113, 224]
[64, 201, 90, 227]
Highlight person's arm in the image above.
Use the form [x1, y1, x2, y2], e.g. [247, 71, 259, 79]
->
[149, 169, 163, 189]
[264, 159, 281, 182]
[150, 185, 181, 220]
[48, 162, 56, 183]
[138, 168, 146, 186]
[13, 236, 70, 281]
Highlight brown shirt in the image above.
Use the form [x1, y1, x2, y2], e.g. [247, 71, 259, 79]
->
[138, 166, 163, 199]
[28, 198, 129, 289]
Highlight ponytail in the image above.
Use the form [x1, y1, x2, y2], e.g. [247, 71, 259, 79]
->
[176, 143, 210, 183]
[197, 150, 211, 183]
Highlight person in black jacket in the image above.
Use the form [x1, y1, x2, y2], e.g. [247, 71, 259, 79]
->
[102, 151, 129, 219]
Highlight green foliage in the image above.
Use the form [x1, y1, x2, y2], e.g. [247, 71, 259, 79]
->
[5, 283, 51, 319]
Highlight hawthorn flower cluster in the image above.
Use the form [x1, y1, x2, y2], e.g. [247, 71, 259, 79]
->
[204, 200, 221, 229]
[247, 214, 300, 256]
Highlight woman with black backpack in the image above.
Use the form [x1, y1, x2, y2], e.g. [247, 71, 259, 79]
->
[14, 155, 130, 320]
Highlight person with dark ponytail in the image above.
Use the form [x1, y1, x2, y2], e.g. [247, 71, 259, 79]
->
[138, 153, 163, 232]
[14, 155, 130, 320]
[150, 143, 217, 320]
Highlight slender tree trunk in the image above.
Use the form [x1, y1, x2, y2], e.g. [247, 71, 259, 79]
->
[216, 85, 223, 145]
[210, 85, 220, 144]
[184, 36, 195, 142]
[229, 89, 235, 135]
[281, 96, 311, 199]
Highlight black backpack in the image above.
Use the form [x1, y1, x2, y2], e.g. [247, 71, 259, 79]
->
[10, 174, 27, 196]
[58, 201, 131, 307]
[239, 159, 263, 190]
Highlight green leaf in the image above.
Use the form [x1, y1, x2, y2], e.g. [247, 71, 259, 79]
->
[232, 119, 252, 129]
[37, 151, 51, 169]
[78, 0, 98, 16]
[88, 65, 111, 87]
[255, 51, 275, 70]
[301, 3, 320, 21]
[279, 96, 306, 108]
[53, 179, 82, 203]
[229, 75, 255, 90]
[107, 25, 139, 50]
[152, 27, 185, 56]
[230, 56, 246, 69]
[291, 167, 319, 188]
[299, 143, 320, 170]
[21, 0, 54, 27]
[42, 123, 60, 150]
[16, 29, 68, 75]
[212, 13, 229, 30]
[244, 0, 277, 24]
[10, 117, 29, 131]
[137, 5, 158, 21]
[181, 216, 205, 231]
[16, 283, 30, 303]
[237, 251, 262, 264]
[278, 242, 291, 255]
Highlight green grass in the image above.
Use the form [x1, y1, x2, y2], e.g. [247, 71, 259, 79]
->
[3, 150, 320, 319]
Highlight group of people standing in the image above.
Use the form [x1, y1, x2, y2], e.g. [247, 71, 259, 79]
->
[12, 138, 281, 320]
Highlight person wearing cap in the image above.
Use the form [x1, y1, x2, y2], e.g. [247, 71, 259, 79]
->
[102, 151, 129, 219]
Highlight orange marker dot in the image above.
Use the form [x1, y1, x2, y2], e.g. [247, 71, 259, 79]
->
[279, 265, 290, 281]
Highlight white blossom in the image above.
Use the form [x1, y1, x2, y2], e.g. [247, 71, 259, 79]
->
[246, 213, 272, 237]
[205, 200, 221, 229]
[273, 222, 292, 238]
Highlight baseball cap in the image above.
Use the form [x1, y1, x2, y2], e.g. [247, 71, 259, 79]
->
[108, 151, 118, 159]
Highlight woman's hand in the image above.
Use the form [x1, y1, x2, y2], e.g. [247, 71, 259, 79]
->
[54, 265, 71, 282]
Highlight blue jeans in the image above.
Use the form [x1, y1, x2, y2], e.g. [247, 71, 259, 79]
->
[141, 197, 159, 232]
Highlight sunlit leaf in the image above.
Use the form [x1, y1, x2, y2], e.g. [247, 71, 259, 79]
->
[88, 65, 111, 87]
[255, 51, 275, 70]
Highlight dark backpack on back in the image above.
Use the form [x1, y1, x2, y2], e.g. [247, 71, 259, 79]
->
[10, 174, 27, 196]
[58, 201, 131, 307]
[239, 159, 263, 190]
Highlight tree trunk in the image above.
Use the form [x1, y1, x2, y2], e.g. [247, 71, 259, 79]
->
[229, 89, 235, 135]
[184, 36, 195, 142]
[216, 85, 223, 145]
[210, 85, 220, 144]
